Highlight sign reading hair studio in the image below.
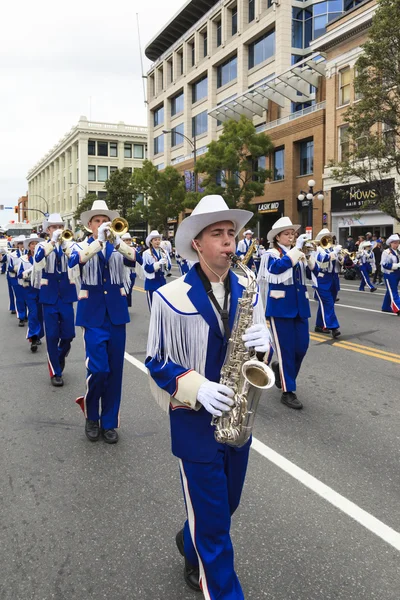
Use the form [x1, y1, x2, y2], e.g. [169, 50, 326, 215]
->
[257, 200, 284, 214]
[331, 179, 394, 211]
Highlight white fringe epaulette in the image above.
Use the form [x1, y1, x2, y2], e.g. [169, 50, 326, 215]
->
[80, 248, 128, 289]
[257, 249, 294, 286]
[135, 261, 145, 280]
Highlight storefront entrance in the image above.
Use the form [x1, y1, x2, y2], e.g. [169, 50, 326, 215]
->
[257, 200, 284, 244]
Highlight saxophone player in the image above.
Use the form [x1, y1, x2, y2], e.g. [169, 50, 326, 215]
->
[142, 230, 171, 310]
[236, 228, 255, 268]
[146, 196, 271, 599]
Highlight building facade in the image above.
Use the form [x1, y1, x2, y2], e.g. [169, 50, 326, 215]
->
[145, 0, 366, 239]
[27, 117, 147, 231]
[16, 194, 29, 223]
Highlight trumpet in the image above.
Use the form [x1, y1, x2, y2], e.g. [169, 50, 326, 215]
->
[107, 217, 129, 243]
[60, 229, 75, 242]
[159, 246, 171, 277]
[319, 235, 333, 250]
[302, 240, 318, 256]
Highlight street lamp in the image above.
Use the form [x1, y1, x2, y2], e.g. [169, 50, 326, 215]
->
[30, 194, 50, 216]
[162, 129, 198, 192]
[297, 179, 324, 231]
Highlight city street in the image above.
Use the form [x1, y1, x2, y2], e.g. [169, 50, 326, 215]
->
[1, 265, 400, 600]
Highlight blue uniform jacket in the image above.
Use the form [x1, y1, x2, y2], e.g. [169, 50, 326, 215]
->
[35, 243, 77, 305]
[143, 248, 170, 291]
[313, 249, 338, 291]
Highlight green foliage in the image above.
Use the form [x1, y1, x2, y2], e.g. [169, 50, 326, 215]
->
[73, 193, 97, 221]
[330, 0, 400, 222]
[194, 116, 273, 218]
[104, 168, 138, 219]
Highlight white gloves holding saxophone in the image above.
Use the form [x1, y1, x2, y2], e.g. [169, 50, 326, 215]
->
[197, 381, 234, 416]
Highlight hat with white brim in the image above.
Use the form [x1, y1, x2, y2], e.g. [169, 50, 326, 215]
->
[42, 213, 64, 232]
[175, 195, 253, 262]
[267, 217, 300, 243]
[243, 230, 254, 236]
[80, 200, 119, 228]
[146, 230, 162, 248]
[387, 234, 400, 244]
[14, 235, 27, 244]
[23, 234, 40, 249]
[315, 228, 334, 242]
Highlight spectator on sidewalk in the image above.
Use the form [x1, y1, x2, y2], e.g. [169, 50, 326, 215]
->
[373, 242, 383, 285]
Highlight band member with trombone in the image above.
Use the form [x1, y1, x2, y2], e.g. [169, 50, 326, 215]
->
[358, 240, 377, 292]
[143, 230, 171, 310]
[33, 214, 77, 387]
[68, 200, 137, 444]
[18, 234, 44, 352]
[146, 195, 271, 599]
[257, 217, 317, 410]
[381, 234, 400, 314]
[312, 228, 341, 338]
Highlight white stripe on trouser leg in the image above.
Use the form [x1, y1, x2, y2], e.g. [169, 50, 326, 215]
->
[83, 374, 92, 418]
[179, 459, 211, 600]
[270, 317, 287, 392]
[47, 352, 56, 377]
[361, 271, 372, 290]
[314, 289, 327, 328]
[386, 279, 400, 312]
[146, 292, 152, 311]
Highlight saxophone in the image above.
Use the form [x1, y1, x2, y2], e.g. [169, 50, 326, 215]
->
[212, 253, 275, 447]
[241, 238, 257, 266]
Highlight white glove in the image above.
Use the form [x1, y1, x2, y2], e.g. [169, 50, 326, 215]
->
[391, 263, 400, 270]
[98, 222, 111, 242]
[296, 234, 309, 250]
[196, 381, 234, 417]
[334, 245, 342, 252]
[242, 323, 270, 354]
[22, 270, 31, 279]
[113, 234, 122, 247]
[51, 229, 63, 243]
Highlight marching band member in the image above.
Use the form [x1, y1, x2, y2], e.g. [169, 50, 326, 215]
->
[253, 240, 266, 275]
[312, 228, 341, 338]
[236, 229, 255, 269]
[5, 239, 17, 314]
[175, 250, 189, 276]
[160, 236, 173, 256]
[121, 232, 143, 308]
[69, 200, 137, 444]
[257, 217, 317, 410]
[143, 230, 171, 310]
[18, 234, 44, 352]
[34, 214, 77, 387]
[381, 234, 400, 315]
[146, 195, 271, 599]
[358, 240, 377, 292]
[8, 235, 27, 326]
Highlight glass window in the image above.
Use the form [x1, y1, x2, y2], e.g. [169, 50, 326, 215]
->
[88, 140, 95, 156]
[110, 166, 118, 174]
[124, 143, 132, 158]
[203, 31, 208, 57]
[180, 53, 184, 75]
[98, 191, 107, 200]
[339, 67, 351, 105]
[292, 18, 303, 48]
[153, 105, 164, 127]
[97, 166, 108, 182]
[171, 91, 184, 115]
[110, 142, 118, 157]
[216, 20, 222, 47]
[171, 123, 184, 147]
[249, 0, 255, 22]
[314, 14, 328, 39]
[192, 75, 208, 102]
[273, 147, 284, 180]
[328, 0, 342, 10]
[124, 167, 133, 174]
[338, 125, 350, 161]
[232, 7, 238, 35]
[217, 55, 237, 88]
[154, 134, 164, 155]
[313, 1, 328, 16]
[248, 29, 275, 69]
[134, 144, 144, 159]
[169, 61, 173, 83]
[190, 42, 195, 66]
[299, 139, 314, 175]
[192, 111, 208, 137]
[97, 142, 108, 157]
[156, 163, 165, 171]
[88, 165, 96, 181]
[216, 170, 226, 187]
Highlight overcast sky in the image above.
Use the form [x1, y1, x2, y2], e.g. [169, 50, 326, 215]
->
[0, 0, 184, 226]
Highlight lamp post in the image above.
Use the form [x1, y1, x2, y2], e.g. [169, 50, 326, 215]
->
[162, 130, 197, 192]
[30, 195, 50, 217]
[297, 179, 324, 233]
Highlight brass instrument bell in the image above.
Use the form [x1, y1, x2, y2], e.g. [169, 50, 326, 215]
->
[60, 229, 74, 242]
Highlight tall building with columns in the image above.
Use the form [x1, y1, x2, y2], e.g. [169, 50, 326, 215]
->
[27, 116, 147, 230]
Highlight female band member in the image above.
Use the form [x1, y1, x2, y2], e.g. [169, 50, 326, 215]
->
[146, 195, 271, 599]
[18, 234, 44, 352]
[257, 217, 318, 410]
[381, 234, 400, 314]
[358, 240, 377, 292]
[312, 228, 342, 338]
[143, 230, 171, 310]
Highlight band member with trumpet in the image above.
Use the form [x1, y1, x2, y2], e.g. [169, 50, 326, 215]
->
[143, 230, 171, 310]
[357, 240, 377, 292]
[381, 234, 400, 314]
[18, 234, 44, 352]
[312, 228, 341, 338]
[68, 200, 137, 444]
[146, 195, 271, 599]
[236, 229, 255, 269]
[257, 217, 318, 410]
[7, 235, 28, 326]
[33, 214, 77, 387]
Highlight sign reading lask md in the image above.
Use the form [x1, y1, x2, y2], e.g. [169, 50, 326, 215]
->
[331, 179, 394, 212]
[258, 200, 284, 214]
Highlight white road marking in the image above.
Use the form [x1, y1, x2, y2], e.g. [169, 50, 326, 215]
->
[309, 299, 397, 315]
[124, 352, 400, 553]
[306, 283, 385, 296]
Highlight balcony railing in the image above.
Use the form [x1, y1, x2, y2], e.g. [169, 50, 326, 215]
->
[259, 101, 326, 132]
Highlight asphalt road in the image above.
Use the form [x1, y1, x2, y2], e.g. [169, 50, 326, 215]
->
[1, 266, 400, 600]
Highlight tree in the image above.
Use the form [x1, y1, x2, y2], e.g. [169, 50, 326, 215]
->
[330, 0, 400, 222]
[131, 160, 186, 236]
[73, 193, 97, 222]
[194, 115, 273, 216]
[104, 168, 137, 219]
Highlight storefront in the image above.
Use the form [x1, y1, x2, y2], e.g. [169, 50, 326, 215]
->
[257, 200, 284, 242]
[330, 180, 395, 245]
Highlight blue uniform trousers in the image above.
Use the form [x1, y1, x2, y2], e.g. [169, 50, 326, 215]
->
[43, 299, 75, 377]
[7, 278, 16, 312]
[179, 443, 250, 600]
[127, 272, 136, 308]
[382, 273, 400, 313]
[269, 316, 309, 393]
[359, 265, 375, 291]
[313, 287, 340, 330]
[81, 314, 126, 429]
[13, 282, 27, 320]
[332, 272, 340, 299]
[22, 286, 44, 340]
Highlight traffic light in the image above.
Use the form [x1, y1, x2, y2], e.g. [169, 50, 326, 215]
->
[14, 206, 18, 214]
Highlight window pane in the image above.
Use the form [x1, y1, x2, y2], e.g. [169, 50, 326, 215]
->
[97, 142, 108, 157]
[192, 111, 208, 136]
[249, 30, 275, 69]
[192, 76, 208, 102]
[154, 135, 164, 155]
[249, 0, 255, 22]
[110, 142, 118, 157]
[134, 144, 144, 159]
[314, 14, 328, 39]
[88, 140, 95, 156]
[328, 0, 342, 11]
[88, 165, 96, 181]
[217, 55, 237, 88]
[171, 123, 184, 147]
[292, 19, 303, 48]
[299, 140, 314, 175]
[232, 7, 237, 35]
[153, 105, 164, 127]
[273, 148, 285, 180]
[171, 91, 184, 115]
[216, 21, 222, 46]
[313, 1, 328, 16]
[110, 166, 118, 174]
[97, 166, 108, 182]
[124, 143, 132, 158]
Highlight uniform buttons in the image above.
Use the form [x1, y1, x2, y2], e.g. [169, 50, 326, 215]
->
[103, 278, 107, 282]
[104, 291, 108, 295]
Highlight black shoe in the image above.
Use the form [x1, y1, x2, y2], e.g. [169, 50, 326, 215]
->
[51, 375, 64, 387]
[18, 319, 25, 327]
[315, 326, 331, 334]
[271, 361, 282, 389]
[331, 328, 341, 339]
[281, 392, 303, 410]
[11, 310, 16, 314]
[30, 339, 38, 353]
[175, 529, 201, 592]
[59, 357, 65, 373]
[24, 317, 28, 322]
[335, 298, 340, 302]
[370, 287, 377, 292]
[85, 419, 100, 442]
[101, 428, 119, 444]
[36, 339, 42, 345]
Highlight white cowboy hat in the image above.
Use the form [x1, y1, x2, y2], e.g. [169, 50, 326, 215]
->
[175, 195, 252, 261]
[80, 200, 119, 228]
[23, 233, 40, 249]
[121, 232, 132, 241]
[42, 213, 64, 232]
[14, 235, 27, 244]
[386, 234, 400, 244]
[315, 228, 333, 242]
[243, 230, 254, 236]
[267, 217, 300, 243]
[146, 230, 162, 248]
[359, 241, 372, 251]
